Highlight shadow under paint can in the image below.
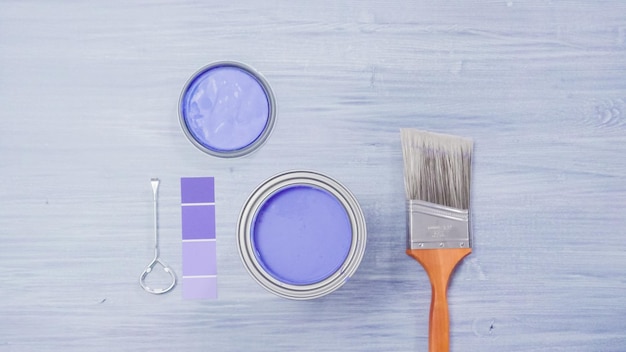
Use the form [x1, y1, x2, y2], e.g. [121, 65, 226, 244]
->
[237, 170, 367, 300]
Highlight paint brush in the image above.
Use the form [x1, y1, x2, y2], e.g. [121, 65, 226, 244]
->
[400, 128, 473, 352]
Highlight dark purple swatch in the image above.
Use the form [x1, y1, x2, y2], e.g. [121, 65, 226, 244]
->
[181, 205, 216, 240]
[181, 177, 215, 204]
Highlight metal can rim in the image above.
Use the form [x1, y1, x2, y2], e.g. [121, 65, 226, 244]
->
[237, 170, 367, 300]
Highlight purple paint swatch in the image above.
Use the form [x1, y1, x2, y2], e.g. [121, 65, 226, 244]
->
[182, 241, 217, 276]
[182, 277, 217, 300]
[181, 205, 216, 240]
[251, 185, 352, 285]
[179, 63, 273, 156]
[181, 177, 215, 204]
[181, 177, 217, 299]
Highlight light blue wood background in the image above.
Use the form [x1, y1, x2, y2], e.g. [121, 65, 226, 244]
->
[1, 1, 625, 351]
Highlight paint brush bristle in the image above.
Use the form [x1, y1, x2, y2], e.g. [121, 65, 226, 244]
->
[401, 128, 473, 210]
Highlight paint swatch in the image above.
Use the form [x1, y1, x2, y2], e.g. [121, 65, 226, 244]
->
[181, 177, 217, 299]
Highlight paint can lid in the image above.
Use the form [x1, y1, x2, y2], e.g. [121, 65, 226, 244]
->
[237, 171, 367, 300]
[179, 61, 276, 158]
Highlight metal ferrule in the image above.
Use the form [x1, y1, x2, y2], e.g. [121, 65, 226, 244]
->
[407, 199, 471, 249]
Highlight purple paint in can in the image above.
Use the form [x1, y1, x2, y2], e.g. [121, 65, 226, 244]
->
[251, 185, 352, 285]
[238, 171, 367, 300]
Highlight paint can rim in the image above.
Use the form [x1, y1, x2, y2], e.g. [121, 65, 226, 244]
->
[237, 170, 367, 300]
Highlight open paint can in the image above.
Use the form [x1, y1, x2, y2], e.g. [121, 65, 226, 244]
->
[179, 61, 276, 158]
[237, 171, 367, 300]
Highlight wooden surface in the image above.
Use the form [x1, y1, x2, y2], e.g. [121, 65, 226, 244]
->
[1, 1, 625, 351]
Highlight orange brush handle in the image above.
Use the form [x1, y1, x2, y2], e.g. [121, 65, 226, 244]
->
[406, 248, 471, 352]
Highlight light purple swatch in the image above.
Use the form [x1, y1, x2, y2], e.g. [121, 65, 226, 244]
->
[182, 241, 217, 276]
[182, 277, 217, 300]
[181, 177, 217, 299]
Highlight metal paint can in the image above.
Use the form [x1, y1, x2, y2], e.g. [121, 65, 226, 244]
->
[237, 170, 367, 300]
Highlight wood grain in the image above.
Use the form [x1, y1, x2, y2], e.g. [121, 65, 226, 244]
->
[1, 1, 625, 351]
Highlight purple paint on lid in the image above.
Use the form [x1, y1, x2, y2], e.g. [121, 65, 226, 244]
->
[251, 185, 352, 285]
[179, 62, 275, 157]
